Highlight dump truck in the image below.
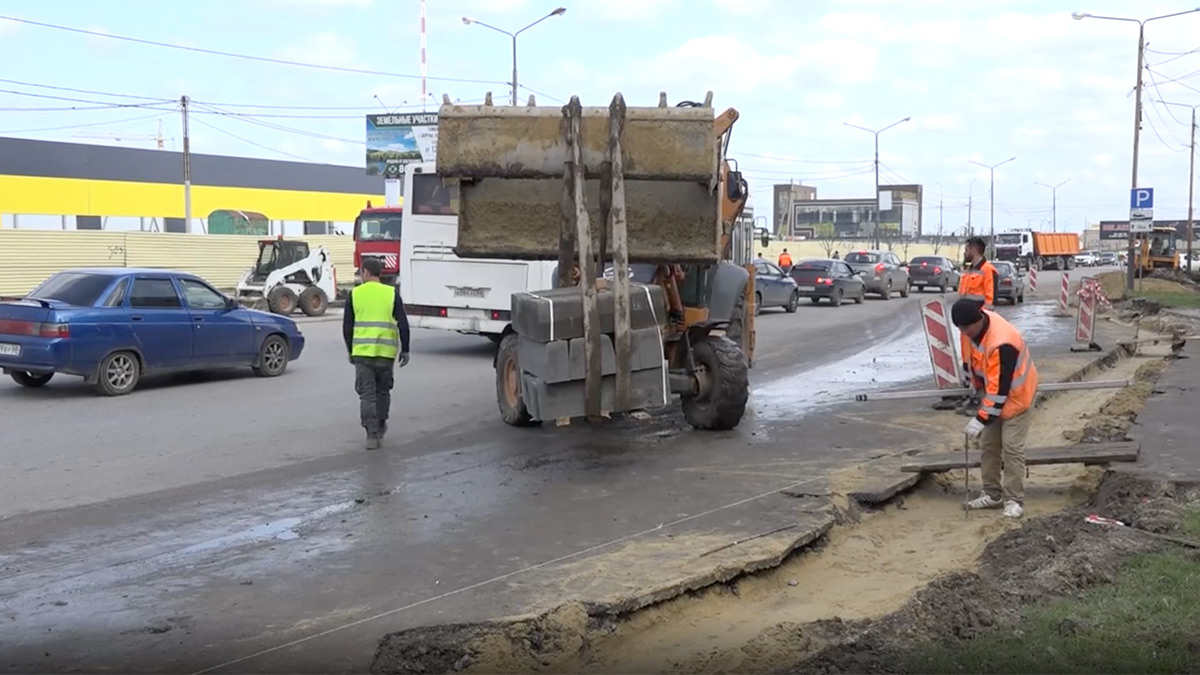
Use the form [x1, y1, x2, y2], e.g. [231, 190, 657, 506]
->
[435, 91, 759, 431]
[993, 230, 1080, 271]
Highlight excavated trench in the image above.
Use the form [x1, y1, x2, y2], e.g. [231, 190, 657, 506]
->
[371, 342, 1176, 675]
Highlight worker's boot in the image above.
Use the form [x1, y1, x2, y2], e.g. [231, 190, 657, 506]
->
[932, 396, 964, 411]
[956, 397, 980, 416]
[379, 421, 388, 440]
[365, 434, 381, 451]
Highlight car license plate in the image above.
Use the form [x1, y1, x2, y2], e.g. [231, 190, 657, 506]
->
[799, 286, 815, 292]
[0, 343, 20, 357]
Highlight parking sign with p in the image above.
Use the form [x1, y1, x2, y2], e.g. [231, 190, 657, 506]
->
[1130, 188, 1154, 210]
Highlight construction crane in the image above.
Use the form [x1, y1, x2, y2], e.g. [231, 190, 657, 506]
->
[72, 119, 170, 149]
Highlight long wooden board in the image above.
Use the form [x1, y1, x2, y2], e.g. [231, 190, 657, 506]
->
[900, 442, 1140, 473]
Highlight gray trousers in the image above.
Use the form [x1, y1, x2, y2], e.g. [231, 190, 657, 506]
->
[353, 356, 395, 436]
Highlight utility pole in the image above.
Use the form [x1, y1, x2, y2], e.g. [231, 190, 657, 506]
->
[966, 188, 973, 237]
[938, 188, 944, 237]
[1162, 101, 1199, 272]
[181, 95, 193, 234]
[1036, 179, 1070, 233]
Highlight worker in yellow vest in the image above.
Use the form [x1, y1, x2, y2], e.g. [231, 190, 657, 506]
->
[342, 257, 411, 450]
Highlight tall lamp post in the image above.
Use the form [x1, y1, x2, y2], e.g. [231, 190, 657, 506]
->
[1161, 100, 1199, 271]
[1073, 7, 1200, 291]
[844, 117, 911, 249]
[1035, 178, 1071, 233]
[463, 7, 566, 106]
[969, 156, 1016, 256]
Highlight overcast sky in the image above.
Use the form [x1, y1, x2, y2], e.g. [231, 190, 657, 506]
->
[2, 0, 1199, 233]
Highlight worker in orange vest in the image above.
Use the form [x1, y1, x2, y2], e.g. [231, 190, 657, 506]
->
[951, 299, 1039, 519]
[956, 236, 998, 414]
[778, 248, 793, 270]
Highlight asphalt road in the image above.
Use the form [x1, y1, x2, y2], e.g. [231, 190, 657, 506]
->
[0, 269, 1092, 673]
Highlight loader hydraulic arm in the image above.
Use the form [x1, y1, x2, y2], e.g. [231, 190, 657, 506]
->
[715, 107, 749, 256]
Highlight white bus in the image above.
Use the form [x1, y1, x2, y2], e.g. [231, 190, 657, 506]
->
[399, 161, 556, 341]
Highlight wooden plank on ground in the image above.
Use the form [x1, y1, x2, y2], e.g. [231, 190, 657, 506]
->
[900, 442, 1140, 473]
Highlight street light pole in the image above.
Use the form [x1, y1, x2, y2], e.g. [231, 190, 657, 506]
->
[969, 157, 1016, 257]
[462, 7, 566, 106]
[1073, 7, 1200, 291]
[844, 117, 911, 249]
[1035, 179, 1071, 232]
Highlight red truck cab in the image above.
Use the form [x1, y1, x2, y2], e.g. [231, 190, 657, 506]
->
[353, 202, 403, 285]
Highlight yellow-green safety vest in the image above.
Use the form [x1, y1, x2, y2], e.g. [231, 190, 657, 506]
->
[351, 281, 400, 359]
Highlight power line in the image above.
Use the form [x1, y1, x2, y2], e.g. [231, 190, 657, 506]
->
[191, 102, 363, 144]
[738, 151, 870, 164]
[188, 115, 315, 162]
[0, 88, 174, 111]
[0, 14, 506, 85]
[0, 111, 167, 135]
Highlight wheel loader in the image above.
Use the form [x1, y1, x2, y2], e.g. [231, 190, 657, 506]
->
[435, 91, 761, 431]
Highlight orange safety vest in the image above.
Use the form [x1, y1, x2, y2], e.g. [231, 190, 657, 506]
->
[958, 259, 997, 308]
[778, 252, 793, 268]
[973, 309, 1038, 422]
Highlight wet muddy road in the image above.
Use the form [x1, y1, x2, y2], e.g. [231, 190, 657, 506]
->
[0, 275, 1083, 673]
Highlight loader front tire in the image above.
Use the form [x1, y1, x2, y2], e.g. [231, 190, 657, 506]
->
[299, 287, 328, 317]
[495, 333, 540, 427]
[681, 335, 750, 431]
[267, 287, 298, 316]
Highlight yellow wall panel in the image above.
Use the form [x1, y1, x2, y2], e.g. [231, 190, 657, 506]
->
[0, 175, 383, 222]
[0, 230, 360, 296]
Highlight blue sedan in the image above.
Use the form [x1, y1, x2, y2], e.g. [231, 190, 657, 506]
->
[0, 268, 306, 396]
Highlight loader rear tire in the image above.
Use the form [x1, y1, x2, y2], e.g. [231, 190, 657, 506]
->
[681, 335, 749, 431]
[299, 287, 328, 317]
[495, 333, 540, 427]
[267, 287, 298, 316]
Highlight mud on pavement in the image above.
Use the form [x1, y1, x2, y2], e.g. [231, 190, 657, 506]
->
[371, 341, 1177, 674]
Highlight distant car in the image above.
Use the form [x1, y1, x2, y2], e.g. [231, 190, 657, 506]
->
[752, 259, 800, 313]
[843, 250, 910, 300]
[0, 268, 305, 396]
[1099, 251, 1119, 267]
[1074, 251, 1098, 267]
[906, 255, 961, 293]
[789, 259, 866, 306]
[993, 261, 1026, 304]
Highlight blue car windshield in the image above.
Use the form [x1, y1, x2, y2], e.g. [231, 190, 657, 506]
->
[28, 272, 113, 307]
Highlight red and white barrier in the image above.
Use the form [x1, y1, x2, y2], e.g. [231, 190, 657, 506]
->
[1028, 267, 1038, 294]
[1058, 271, 1070, 316]
[1080, 276, 1112, 311]
[1072, 277, 1100, 351]
[920, 297, 963, 390]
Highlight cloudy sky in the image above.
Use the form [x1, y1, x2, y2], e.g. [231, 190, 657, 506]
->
[2, 0, 1199, 233]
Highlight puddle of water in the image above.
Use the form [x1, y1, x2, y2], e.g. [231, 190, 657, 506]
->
[177, 500, 358, 555]
[753, 321, 930, 420]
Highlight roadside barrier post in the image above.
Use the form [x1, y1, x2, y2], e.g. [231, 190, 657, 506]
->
[920, 297, 963, 390]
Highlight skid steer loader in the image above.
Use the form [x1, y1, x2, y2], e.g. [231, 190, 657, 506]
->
[235, 237, 337, 317]
[436, 90, 760, 431]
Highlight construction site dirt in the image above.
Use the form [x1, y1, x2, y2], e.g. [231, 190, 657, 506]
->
[0, 284, 1178, 674]
[370, 326, 1178, 675]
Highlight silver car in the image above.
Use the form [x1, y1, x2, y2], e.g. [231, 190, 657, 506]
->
[843, 250, 911, 300]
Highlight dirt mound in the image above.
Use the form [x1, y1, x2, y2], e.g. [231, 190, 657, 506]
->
[1097, 271, 1199, 302]
[787, 473, 1200, 674]
[1062, 359, 1166, 443]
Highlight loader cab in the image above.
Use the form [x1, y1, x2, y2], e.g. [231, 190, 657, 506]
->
[253, 239, 311, 282]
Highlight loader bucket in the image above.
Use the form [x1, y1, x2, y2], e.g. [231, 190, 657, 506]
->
[436, 92, 723, 264]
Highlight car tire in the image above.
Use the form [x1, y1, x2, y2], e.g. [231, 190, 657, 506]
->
[784, 291, 799, 313]
[900, 281, 910, 298]
[754, 292, 763, 316]
[251, 334, 290, 378]
[855, 288, 865, 304]
[831, 288, 844, 307]
[881, 280, 892, 300]
[10, 371, 53, 388]
[298, 287, 328, 317]
[95, 351, 140, 397]
[496, 333, 540, 427]
[267, 286, 299, 316]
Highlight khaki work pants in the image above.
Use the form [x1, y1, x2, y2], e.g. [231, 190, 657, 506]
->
[979, 409, 1032, 504]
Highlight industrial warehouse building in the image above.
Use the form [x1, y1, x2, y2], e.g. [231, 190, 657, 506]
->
[0, 137, 384, 235]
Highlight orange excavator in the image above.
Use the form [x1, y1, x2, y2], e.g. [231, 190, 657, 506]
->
[436, 91, 759, 430]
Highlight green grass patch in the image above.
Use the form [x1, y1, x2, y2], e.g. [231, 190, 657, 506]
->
[901, 507, 1200, 674]
[1133, 290, 1200, 309]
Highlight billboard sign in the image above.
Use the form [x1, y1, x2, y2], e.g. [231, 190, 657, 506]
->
[1100, 219, 1190, 240]
[366, 113, 438, 179]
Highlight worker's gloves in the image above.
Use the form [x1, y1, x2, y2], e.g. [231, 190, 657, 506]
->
[965, 417, 985, 439]
[397, 352, 410, 368]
